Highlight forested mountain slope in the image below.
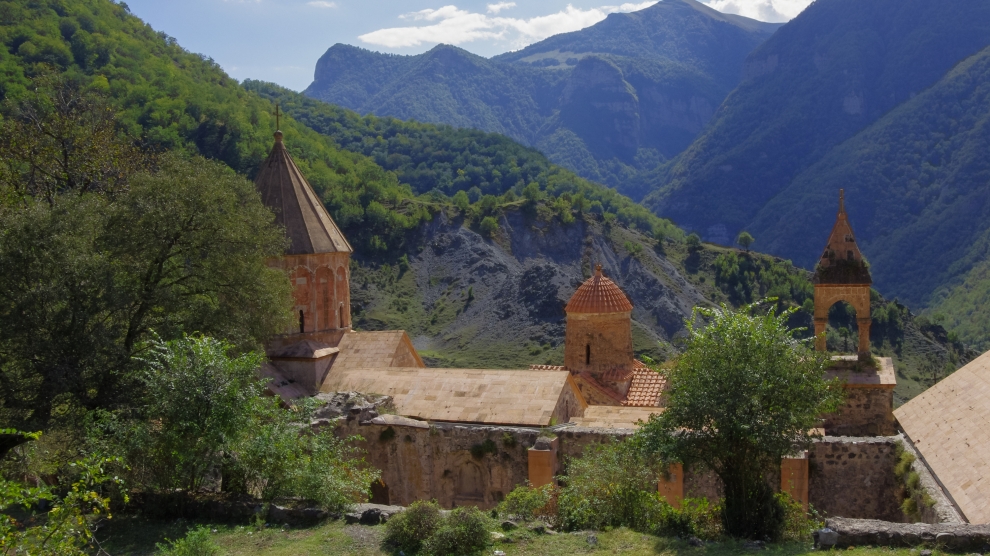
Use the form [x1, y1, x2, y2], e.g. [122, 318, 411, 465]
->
[642, 0, 990, 246]
[745, 45, 990, 349]
[0, 0, 968, 404]
[303, 0, 779, 198]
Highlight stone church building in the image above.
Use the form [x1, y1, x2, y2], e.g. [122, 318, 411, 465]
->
[256, 130, 665, 427]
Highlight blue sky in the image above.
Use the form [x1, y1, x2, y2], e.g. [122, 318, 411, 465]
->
[125, 0, 812, 92]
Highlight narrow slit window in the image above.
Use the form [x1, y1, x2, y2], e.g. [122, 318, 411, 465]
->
[339, 306, 345, 328]
[585, 344, 591, 365]
[299, 310, 305, 333]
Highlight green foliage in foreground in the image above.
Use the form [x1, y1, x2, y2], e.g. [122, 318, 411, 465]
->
[156, 526, 222, 556]
[0, 154, 292, 430]
[95, 517, 935, 556]
[383, 501, 491, 556]
[88, 335, 379, 513]
[638, 303, 843, 540]
[1, 454, 125, 555]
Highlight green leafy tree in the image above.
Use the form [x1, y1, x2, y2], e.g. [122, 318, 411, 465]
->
[686, 232, 702, 250]
[636, 303, 843, 540]
[0, 71, 145, 204]
[1, 453, 126, 555]
[479, 216, 499, 238]
[452, 190, 470, 212]
[0, 155, 292, 429]
[736, 231, 755, 252]
[235, 396, 381, 513]
[124, 335, 263, 494]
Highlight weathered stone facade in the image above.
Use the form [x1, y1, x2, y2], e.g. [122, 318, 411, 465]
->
[822, 358, 896, 437]
[268, 251, 351, 338]
[564, 311, 633, 376]
[339, 417, 910, 521]
[808, 436, 901, 521]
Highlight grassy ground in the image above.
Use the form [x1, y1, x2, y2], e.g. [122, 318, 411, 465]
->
[97, 517, 936, 556]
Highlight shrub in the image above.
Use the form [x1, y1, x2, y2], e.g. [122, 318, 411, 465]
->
[498, 484, 554, 522]
[776, 493, 822, 542]
[479, 216, 499, 237]
[383, 500, 442, 554]
[422, 506, 492, 556]
[156, 526, 221, 556]
[469, 439, 497, 459]
[556, 440, 664, 532]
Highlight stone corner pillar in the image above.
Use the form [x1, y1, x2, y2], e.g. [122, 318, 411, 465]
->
[658, 463, 684, 510]
[781, 451, 809, 511]
[527, 437, 559, 488]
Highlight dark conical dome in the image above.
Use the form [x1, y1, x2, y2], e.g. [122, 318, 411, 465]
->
[813, 189, 871, 285]
[255, 132, 352, 255]
[565, 265, 633, 314]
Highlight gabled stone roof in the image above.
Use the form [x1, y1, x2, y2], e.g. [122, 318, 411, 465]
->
[331, 330, 424, 370]
[813, 190, 871, 285]
[255, 131, 352, 255]
[895, 349, 990, 523]
[320, 367, 575, 426]
[565, 265, 633, 313]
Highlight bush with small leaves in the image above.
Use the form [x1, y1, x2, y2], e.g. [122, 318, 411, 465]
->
[382, 500, 442, 554]
[498, 484, 554, 522]
[422, 506, 492, 556]
[155, 526, 221, 556]
[479, 216, 499, 237]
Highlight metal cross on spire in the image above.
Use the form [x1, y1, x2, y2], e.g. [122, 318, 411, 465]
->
[274, 104, 282, 131]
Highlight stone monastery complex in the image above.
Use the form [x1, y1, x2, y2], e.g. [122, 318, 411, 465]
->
[255, 130, 990, 524]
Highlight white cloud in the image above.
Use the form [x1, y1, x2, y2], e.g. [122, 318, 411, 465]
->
[307, 1, 337, 7]
[486, 2, 515, 14]
[699, 0, 811, 23]
[359, 2, 657, 50]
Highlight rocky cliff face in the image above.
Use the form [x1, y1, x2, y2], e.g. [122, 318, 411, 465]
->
[351, 209, 709, 368]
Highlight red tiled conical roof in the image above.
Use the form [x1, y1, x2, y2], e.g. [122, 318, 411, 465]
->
[565, 265, 633, 314]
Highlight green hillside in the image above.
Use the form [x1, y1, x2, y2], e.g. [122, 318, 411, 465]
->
[303, 0, 778, 198]
[642, 0, 990, 246]
[246, 80, 678, 239]
[0, 0, 438, 257]
[744, 45, 990, 349]
[0, 0, 970, 401]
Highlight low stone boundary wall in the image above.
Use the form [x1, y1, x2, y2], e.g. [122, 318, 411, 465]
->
[339, 417, 912, 521]
[824, 517, 990, 551]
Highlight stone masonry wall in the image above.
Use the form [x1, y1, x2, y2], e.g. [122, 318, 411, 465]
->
[809, 436, 902, 521]
[337, 419, 907, 520]
[564, 312, 633, 375]
[823, 387, 896, 437]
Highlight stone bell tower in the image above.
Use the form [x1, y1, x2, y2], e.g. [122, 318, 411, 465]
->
[255, 129, 353, 350]
[564, 265, 635, 391]
[813, 190, 872, 360]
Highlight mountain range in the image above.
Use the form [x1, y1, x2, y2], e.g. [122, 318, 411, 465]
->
[306, 0, 990, 350]
[0, 0, 973, 403]
[304, 0, 780, 199]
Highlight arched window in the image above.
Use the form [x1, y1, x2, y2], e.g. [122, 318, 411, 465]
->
[299, 310, 305, 334]
[585, 344, 591, 365]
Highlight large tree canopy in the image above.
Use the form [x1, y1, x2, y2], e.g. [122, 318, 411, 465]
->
[0, 154, 292, 429]
[636, 302, 843, 540]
